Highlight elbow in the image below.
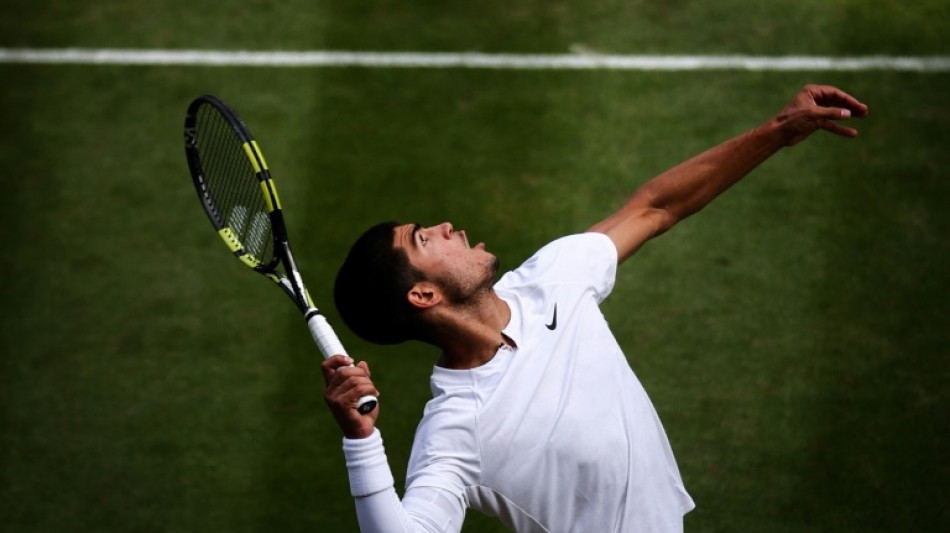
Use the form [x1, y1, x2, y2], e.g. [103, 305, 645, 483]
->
[629, 188, 687, 237]
[629, 188, 681, 237]
[642, 207, 680, 240]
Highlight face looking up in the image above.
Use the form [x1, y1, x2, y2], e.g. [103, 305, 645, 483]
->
[393, 222, 499, 304]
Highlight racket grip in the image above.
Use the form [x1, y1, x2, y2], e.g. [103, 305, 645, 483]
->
[308, 312, 347, 359]
[307, 311, 378, 415]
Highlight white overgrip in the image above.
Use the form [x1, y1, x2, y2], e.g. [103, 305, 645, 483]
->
[307, 310, 377, 415]
[307, 312, 347, 359]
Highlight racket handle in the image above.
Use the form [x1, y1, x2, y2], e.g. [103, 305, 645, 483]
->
[308, 311, 347, 358]
[307, 311, 378, 415]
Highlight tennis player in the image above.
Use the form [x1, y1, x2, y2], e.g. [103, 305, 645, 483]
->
[322, 84, 868, 532]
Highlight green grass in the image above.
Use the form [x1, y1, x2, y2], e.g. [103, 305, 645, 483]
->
[5, 0, 950, 55]
[1, 2, 948, 532]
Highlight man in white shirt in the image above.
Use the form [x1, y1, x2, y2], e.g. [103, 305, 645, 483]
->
[323, 85, 868, 532]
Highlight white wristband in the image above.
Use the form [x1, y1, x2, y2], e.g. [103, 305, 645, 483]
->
[342, 428, 395, 497]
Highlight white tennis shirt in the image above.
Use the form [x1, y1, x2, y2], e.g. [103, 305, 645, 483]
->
[343, 233, 694, 532]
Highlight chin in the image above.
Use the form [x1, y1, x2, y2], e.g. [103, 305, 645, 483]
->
[487, 255, 500, 277]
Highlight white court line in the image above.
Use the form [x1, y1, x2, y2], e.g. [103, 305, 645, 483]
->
[1, 48, 949, 71]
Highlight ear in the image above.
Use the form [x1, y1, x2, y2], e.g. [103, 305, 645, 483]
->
[407, 281, 442, 310]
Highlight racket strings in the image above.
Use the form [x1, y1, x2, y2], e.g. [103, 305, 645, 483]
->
[195, 104, 276, 265]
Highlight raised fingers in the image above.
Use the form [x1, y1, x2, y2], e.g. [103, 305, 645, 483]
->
[818, 117, 859, 138]
[321, 354, 354, 384]
[323, 360, 379, 408]
[807, 84, 869, 118]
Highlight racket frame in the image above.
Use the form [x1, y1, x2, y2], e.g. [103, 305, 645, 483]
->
[185, 95, 376, 414]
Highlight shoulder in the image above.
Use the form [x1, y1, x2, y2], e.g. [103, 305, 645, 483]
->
[531, 232, 617, 263]
[495, 233, 618, 301]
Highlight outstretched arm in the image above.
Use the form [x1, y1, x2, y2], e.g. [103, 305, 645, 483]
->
[589, 84, 868, 264]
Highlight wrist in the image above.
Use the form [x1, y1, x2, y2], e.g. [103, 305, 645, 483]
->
[342, 428, 395, 497]
[344, 425, 376, 440]
[757, 116, 791, 149]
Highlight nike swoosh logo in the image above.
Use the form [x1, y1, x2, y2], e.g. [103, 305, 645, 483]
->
[545, 303, 558, 330]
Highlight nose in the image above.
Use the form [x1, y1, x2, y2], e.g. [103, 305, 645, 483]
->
[437, 222, 453, 238]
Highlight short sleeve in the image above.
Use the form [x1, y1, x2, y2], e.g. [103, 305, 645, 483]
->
[495, 232, 618, 303]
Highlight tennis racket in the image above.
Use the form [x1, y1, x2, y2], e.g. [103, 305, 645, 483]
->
[184, 95, 377, 415]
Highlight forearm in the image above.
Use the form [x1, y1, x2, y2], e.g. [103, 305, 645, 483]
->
[344, 429, 463, 533]
[632, 118, 785, 227]
[590, 119, 786, 262]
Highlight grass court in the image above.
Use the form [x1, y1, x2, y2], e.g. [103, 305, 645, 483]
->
[1, 1, 948, 531]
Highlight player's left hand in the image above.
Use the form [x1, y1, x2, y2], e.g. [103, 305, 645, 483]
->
[774, 84, 869, 146]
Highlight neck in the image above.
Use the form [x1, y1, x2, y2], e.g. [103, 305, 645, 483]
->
[427, 289, 513, 370]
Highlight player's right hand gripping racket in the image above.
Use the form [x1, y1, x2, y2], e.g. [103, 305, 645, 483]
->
[184, 95, 377, 415]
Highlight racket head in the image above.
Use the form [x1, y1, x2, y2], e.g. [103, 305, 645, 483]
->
[184, 95, 283, 275]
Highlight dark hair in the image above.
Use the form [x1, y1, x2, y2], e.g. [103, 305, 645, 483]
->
[333, 221, 425, 345]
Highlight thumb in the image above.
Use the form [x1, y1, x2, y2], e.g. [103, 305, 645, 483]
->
[834, 107, 852, 120]
[814, 105, 851, 121]
[816, 109, 859, 138]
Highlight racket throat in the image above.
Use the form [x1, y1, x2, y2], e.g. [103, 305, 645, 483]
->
[276, 240, 312, 307]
